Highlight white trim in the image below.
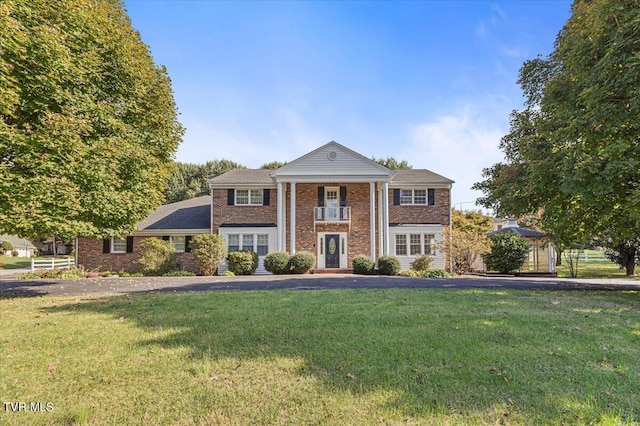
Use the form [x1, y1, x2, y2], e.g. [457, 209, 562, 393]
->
[218, 227, 278, 275]
[370, 182, 376, 261]
[277, 182, 285, 251]
[290, 182, 296, 254]
[382, 181, 390, 255]
[235, 188, 263, 206]
[274, 175, 391, 184]
[317, 232, 348, 269]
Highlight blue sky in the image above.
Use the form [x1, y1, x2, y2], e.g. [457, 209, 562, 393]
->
[124, 0, 572, 210]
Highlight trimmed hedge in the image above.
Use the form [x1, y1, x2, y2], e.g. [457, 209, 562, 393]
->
[352, 255, 374, 275]
[264, 251, 291, 275]
[289, 251, 316, 274]
[227, 251, 258, 275]
[377, 255, 401, 276]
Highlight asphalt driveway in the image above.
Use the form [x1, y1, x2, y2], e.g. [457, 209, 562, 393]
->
[2, 273, 640, 298]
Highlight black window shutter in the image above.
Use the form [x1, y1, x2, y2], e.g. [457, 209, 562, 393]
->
[340, 186, 347, 207]
[103, 239, 111, 253]
[227, 189, 234, 205]
[126, 236, 134, 253]
[393, 189, 400, 205]
[185, 236, 192, 252]
[317, 186, 324, 207]
[428, 189, 435, 205]
[162, 236, 170, 241]
[263, 189, 270, 206]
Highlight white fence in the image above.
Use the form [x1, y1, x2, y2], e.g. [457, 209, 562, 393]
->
[31, 257, 75, 271]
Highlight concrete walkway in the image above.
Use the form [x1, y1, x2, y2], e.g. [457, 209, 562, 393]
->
[1, 273, 640, 298]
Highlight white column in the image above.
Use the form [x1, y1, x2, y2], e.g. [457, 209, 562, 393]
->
[370, 182, 376, 261]
[382, 181, 390, 255]
[377, 186, 384, 257]
[276, 182, 285, 251]
[290, 182, 296, 254]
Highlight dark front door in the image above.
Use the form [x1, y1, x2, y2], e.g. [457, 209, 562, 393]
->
[325, 234, 340, 268]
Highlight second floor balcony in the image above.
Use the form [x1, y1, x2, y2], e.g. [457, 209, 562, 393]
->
[314, 207, 351, 230]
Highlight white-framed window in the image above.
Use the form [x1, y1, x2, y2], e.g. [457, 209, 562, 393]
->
[395, 235, 407, 255]
[227, 233, 269, 254]
[112, 237, 127, 253]
[395, 234, 436, 256]
[399, 189, 434, 205]
[236, 189, 263, 206]
[170, 236, 186, 253]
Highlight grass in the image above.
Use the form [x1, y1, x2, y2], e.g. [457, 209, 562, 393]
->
[2, 289, 640, 425]
[0, 256, 74, 270]
[556, 249, 633, 279]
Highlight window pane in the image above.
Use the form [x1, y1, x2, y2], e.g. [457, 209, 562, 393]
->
[400, 189, 413, 205]
[242, 234, 254, 251]
[250, 189, 263, 205]
[228, 234, 239, 252]
[257, 234, 268, 256]
[424, 234, 435, 255]
[112, 237, 126, 252]
[236, 190, 249, 205]
[410, 234, 421, 255]
[414, 189, 426, 204]
[171, 236, 186, 252]
[395, 234, 407, 255]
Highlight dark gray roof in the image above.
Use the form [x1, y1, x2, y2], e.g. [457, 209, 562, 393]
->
[209, 169, 273, 186]
[210, 168, 453, 186]
[0, 235, 36, 248]
[490, 227, 546, 238]
[391, 169, 454, 185]
[137, 196, 210, 231]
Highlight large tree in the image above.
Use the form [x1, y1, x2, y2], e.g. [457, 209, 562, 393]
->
[0, 0, 183, 239]
[473, 0, 640, 275]
[441, 210, 493, 275]
[164, 160, 244, 204]
[372, 157, 412, 170]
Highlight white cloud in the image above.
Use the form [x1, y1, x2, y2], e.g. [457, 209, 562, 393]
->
[402, 106, 506, 211]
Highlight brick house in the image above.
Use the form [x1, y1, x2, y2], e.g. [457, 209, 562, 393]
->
[77, 141, 454, 273]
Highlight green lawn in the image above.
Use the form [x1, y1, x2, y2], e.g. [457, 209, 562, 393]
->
[2, 289, 639, 425]
[0, 255, 32, 269]
[556, 249, 633, 279]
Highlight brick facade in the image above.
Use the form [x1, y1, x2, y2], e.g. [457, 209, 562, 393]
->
[77, 236, 198, 273]
[212, 189, 277, 233]
[388, 188, 451, 226]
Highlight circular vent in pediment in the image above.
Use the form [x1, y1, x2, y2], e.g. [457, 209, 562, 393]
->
[327, 151, 337, 161]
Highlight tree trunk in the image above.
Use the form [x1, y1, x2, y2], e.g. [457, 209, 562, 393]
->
[625, 247, 636, 276]
[556, 248, 562, 266]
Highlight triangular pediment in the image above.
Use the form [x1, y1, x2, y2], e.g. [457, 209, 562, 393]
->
[270, 141, 395, 183]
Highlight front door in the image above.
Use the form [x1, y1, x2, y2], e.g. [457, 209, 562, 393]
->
[325, 234, 340, 268]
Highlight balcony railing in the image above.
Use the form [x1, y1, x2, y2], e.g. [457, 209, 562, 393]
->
[314, 207, 351, 230]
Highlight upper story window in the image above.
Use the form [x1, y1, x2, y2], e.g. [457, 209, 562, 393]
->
[396, 188, 435, 205]
[236, 189, 263, 206]
[170, 236, 186, 253]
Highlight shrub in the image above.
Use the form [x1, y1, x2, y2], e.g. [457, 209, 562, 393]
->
[11, 250, 19, 257]
[400, 269, 420, 277]
[190, 234, 227, 275]
[18, 267, 86, 280]
[264, 252, 291, 274]
[222, 270, 235, 277]
[352, 255, 374, 274]
[483, 232, 531, 274]
[289, 251, 315, 274]
[378, 255, 401, 276]
[421, 269, 451, 278]
[163, 270, 196, 277]
[137, 238, 177, 275]
[1, 241, 13, 252]
[411, 254, 433, 271]
[227, 251, 258, 275]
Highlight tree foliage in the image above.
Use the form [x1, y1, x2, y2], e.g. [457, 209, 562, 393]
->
[473, 0, 640, 274]
[164, 160, 244, 204]
[260, 161, 287, 170]
[190, 233, 226, 276]
[372, 157, 412, 170]
[441, 210, 493, 274]
[0, 0, 183, 239]
[483, 233, 530, 274]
